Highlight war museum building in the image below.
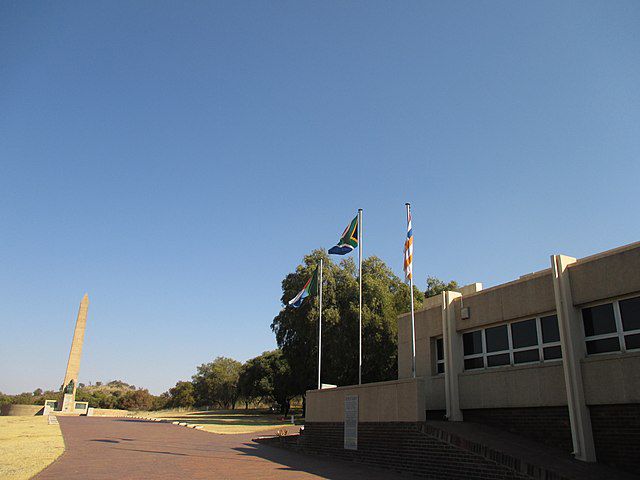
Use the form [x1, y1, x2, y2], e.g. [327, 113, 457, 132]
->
[304, 241, 640, 477]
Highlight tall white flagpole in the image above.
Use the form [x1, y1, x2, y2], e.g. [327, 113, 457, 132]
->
[318, 259, 323, 390]
[358, 208, 363, 385]
[406, 203, 417, 378]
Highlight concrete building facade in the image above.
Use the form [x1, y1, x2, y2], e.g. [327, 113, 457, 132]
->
[396, 241, 640, 470]
[306, 241, 640, 475]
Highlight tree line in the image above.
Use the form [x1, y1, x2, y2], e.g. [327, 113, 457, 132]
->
[1, 251, 456, 412]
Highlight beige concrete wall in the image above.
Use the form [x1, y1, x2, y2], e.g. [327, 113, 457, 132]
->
[458, 362, 567, 409]
[399, 302, 442, 379]
[454, 270, 555, 331]
[0, 404, 44, 416]
[582, 352, 640, 405]
[306, 378, 426, 423]
[569, 242, 640, 306]
[425, 375, 446, 410]
[395, 240, 640, 414]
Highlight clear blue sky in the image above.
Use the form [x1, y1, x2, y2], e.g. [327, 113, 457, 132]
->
[1, 1, 639, 395]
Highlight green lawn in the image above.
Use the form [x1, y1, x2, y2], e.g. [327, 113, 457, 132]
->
[139, 409, 300, 434]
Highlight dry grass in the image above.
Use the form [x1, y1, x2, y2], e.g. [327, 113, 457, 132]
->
[0, 416, 65, 480]
[139, 409, 297, 435]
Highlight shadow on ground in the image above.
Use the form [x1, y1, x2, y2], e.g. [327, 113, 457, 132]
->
[232, 442, 408, 479]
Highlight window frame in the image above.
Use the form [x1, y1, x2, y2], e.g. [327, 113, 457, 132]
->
[462, 313, 562, 371]
[582, 294, 640, 356]
[434, 336, 445, 375]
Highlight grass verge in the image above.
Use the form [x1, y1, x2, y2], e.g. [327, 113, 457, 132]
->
[138, 409, 298, 435]
[0, 416, 65, 480]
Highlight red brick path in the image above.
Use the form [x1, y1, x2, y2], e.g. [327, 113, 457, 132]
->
[35, 417, 408, 479]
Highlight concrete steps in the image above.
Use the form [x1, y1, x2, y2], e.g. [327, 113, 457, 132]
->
[424, 421, 635, 480]
[263, 421, 636, 479]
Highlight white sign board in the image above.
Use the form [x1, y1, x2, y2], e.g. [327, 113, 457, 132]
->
[344, 395, 358, 450]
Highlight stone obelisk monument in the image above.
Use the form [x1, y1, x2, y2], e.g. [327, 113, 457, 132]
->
[61, 294, 89, 413]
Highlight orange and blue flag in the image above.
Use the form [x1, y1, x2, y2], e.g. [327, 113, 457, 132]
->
[403, 209, 413, 281]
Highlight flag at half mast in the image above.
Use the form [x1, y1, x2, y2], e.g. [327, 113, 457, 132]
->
[328, 215, 359, 255]
[404, 209, 413, 281]
[288, 266, 319, 308]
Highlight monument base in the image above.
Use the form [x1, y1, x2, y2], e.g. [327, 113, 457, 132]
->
[61, 393, 75, 413]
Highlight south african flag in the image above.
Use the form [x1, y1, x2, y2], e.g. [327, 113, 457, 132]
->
[288, 266, 319, 308]
[328, 215, 359, 255]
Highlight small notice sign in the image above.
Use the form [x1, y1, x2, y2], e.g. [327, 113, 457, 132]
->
[344, 395, 358, 450]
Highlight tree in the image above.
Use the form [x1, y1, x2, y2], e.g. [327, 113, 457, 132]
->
[271, 250, 424, 397]
[425, 276, 458, 298]
[33, 388, 43, 396]
[268, 350, 296, 415]
[166, 381, 195, 409]
[238, 350, 297, 414]
[238, 354, 272, 409]
[118, 389, 154, 411]
[192, 357, 242, 409]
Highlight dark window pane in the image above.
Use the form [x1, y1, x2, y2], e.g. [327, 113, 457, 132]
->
[464, 357, 484, 370]
[511, 319, 538, 348]
[620, 297, 640, 332]
[436, 363, 445, 374]
[543, 346, 562, 360]
[586, 337, 620, 355]
[541, 315, 560, 343]
[625, 333, 640, 351]
[436, 338, 444, 361]
[485, 325, 508, 352]
[487, 353, 510, 367]
[582, 304, 616, 337]
[514, 349, 540, 364]
[463, 331, 483, 356]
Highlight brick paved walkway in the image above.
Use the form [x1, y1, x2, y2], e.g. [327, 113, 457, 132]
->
[35, 417, 409, 479]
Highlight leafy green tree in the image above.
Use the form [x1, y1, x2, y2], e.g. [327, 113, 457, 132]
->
[238, 354, 272, 409]
[192, 356, 242, 409]
[153, 392, 170, 410]
[238, 350, 297, 414]
[166, 381, 195, 409]
[425, 276, 458, 298]
[268, 350, 297, 415]
[118, 389, 155, 411]
[271, 250, 424, 397]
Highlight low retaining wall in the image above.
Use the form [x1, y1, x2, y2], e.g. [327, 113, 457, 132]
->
[1, 404, 44, 416]
[306, 377, 425, 422]
[91, 408, 130, 417]
[299, 422, 530, 479]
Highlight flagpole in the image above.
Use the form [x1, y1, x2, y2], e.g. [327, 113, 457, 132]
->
[406, 203, 416, 378]
[358, 208, 363, 385]
[318, 258, 323, 390]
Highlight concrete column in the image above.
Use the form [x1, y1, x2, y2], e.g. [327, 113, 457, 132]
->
[442, 290, 463, 421]
[551, 255, 596, 462]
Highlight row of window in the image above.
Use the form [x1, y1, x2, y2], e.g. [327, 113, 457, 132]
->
[582, 295, 640, 354]
[460, 314, 562, 371]
[433, 294, 640, 374]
